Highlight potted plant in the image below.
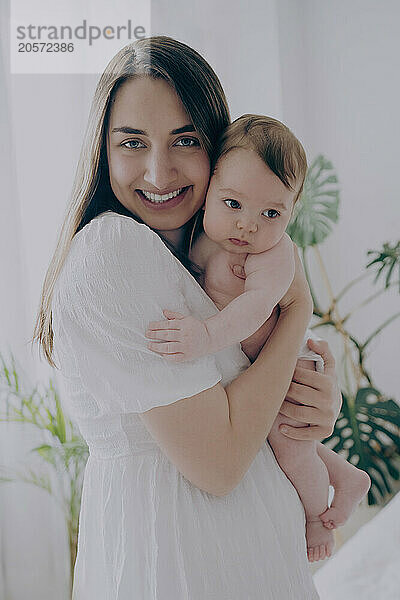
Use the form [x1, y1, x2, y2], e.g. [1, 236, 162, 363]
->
[287, 155, 400, 507]
[0, 354, 88, 597]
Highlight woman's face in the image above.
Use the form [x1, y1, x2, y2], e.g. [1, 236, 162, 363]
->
[106, 76, 210, 234]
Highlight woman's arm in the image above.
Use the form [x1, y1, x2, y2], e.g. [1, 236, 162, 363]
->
[142, 244, 322, 496]
[240, 305, 280, 363]
[141, 298, 312, 497]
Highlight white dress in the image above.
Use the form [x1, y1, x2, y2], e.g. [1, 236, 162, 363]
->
[52, 211, 320, 599]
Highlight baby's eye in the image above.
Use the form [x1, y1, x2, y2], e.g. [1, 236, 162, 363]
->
[224, 199, 241, 209]
[175, 137, 200, 147]
[122, 140, 146, 150]
[263, 209, 280, 219]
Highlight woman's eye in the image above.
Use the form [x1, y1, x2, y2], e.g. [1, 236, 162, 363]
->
[175, 137, 200, 147]
[122, 140, 146, 150]
[263, 209, 280, 219]
[224, 199, 241, 209]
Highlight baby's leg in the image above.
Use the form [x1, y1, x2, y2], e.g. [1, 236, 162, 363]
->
[316, 444, 371, 529]
[268, 414, 334, 562]
[295, 358, 370, 530]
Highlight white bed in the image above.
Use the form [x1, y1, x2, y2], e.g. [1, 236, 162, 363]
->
[313, 491, 400, 599]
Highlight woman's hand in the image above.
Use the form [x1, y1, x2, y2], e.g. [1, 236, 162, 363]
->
[279, 243, 313, 316]
[278, 339, 343, 440]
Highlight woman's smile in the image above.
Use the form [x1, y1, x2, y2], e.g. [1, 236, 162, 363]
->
[135, 185, 192, 210]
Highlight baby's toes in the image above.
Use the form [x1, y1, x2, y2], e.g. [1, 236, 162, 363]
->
[319, 544, 326, 560]
[307, 547, 314, 562]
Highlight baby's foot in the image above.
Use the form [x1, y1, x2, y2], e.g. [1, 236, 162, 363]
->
[306, 519, 335, 563]
[319, 470, 371, 529]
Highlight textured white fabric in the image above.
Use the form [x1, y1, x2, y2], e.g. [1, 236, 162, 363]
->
[52, 211, 319, 599]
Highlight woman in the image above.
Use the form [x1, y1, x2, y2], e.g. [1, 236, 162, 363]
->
[33, 36, 341, 599]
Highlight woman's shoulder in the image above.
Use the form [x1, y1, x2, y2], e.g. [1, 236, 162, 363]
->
[68, 210, 172, 272]
[56, 211, 174, 297]
[73, 211, 156, 254]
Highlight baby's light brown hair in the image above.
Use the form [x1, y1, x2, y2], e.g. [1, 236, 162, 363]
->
[212, 114, 307, 203]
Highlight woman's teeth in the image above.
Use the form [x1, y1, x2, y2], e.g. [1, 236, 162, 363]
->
[141, 187, 184, 203]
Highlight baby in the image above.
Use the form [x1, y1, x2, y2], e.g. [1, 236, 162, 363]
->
[147, 115, 371, 562]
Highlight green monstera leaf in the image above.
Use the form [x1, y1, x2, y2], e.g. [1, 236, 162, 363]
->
[325, 387, 400, 505]
[366, 241, 400, 292]
[287, 154, 340, 248]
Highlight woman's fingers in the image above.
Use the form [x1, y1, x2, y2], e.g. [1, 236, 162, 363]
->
[282, 339, 342, 439]
[290, 365, 339, 416]
[279, 423, 332, 441]
[279, 399, 321, 424]
[285, 381, 320, 405]
[292, 365, 321, 390]
[306, 339, 335, 376]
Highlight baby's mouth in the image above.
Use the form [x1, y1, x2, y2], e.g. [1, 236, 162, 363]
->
[229, 238, 249, 246]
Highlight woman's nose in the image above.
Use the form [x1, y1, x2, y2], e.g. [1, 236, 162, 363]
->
[236, 218, 258, 233]
[143, 150, 178, 191]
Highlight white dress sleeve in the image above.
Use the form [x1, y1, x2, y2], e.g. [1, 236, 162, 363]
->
[53, 213, 223, 415]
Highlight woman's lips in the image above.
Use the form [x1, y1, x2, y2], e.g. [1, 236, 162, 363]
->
[229, 238, 249, 246]
[136, 186, 191, 210]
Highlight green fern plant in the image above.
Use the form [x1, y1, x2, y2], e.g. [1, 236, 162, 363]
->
[288, 155, 400, 505]
[0, 353, 88, 597]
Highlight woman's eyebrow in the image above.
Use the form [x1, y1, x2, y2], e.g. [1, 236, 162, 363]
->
[111, 124, 195, 135]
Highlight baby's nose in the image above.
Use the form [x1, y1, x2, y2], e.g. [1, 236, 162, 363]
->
[237, 219, 258, 233]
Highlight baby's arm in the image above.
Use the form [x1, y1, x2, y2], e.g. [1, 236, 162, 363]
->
[147, 234, 294, 362]
[203, 232, 295, 348]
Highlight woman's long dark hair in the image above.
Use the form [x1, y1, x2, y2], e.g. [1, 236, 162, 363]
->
[33, 36, 230, 366]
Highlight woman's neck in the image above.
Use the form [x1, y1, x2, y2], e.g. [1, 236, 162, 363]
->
[156, 225, 187, 253]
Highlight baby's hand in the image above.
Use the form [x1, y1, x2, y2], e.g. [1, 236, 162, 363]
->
[145, 309, 212, 363]
[232, 264, 246, 280]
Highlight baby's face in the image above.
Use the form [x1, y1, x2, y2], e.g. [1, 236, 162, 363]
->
[203, 148, 297, 254]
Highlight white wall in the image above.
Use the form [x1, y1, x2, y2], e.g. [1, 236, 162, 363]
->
[278, 0, 400, 400]
[152, 0, 284, 120]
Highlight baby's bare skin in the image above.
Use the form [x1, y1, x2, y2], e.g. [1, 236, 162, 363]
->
[158, 231, 295, 360]
[192, 232, 370, 562]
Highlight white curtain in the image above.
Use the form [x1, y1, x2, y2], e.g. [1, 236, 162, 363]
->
[1, 1, 284, 597]
[0, 0, 84, 597]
